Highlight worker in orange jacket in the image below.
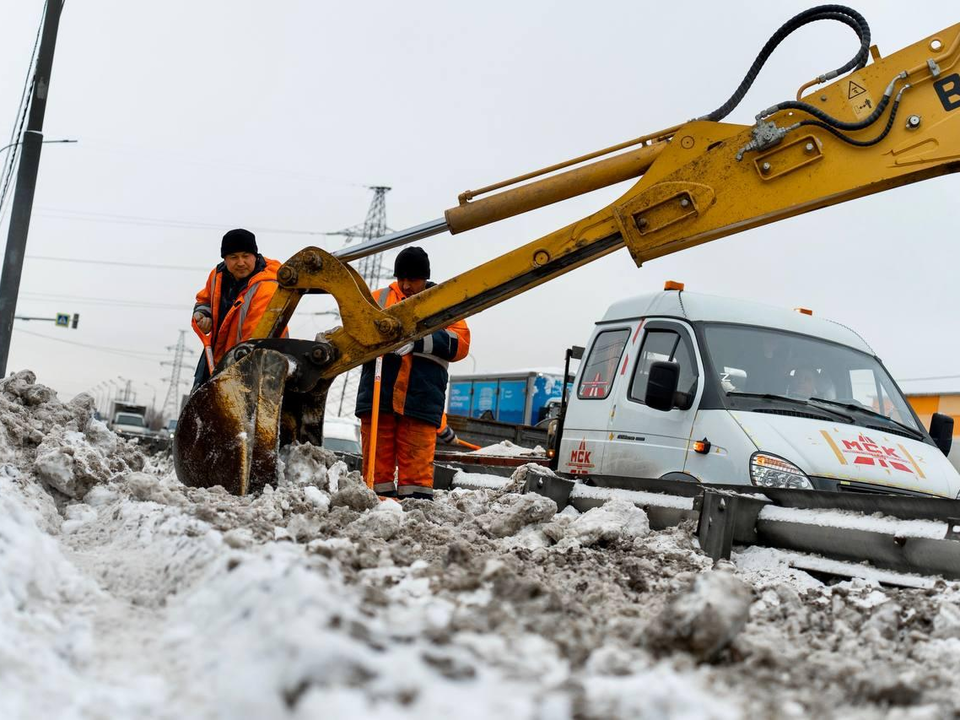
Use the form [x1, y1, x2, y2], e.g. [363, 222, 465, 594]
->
[355, 247, 470, 499]
[191, 228, 285, 387]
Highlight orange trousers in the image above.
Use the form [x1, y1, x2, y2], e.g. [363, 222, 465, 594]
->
[360, 413, 437, 498]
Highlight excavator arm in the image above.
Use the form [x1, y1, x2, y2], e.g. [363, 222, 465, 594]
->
[175, 8, 960, 494]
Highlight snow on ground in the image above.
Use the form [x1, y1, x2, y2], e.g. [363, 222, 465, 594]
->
[471, 440, 546, 457]
[3, 369, 960, 719]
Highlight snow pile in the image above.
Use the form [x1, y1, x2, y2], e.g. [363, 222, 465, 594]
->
[471, 440, 545, 456]
[644, 569, 753, 662]
[3, 370, 960, 718]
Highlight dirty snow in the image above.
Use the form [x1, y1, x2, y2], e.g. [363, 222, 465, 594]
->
[471, 440, 545, 456]
[759, 504, 950, 539]
[451, 470, 511, 490]
[572, 481, 696, 510]
[3, 369, 960, 719]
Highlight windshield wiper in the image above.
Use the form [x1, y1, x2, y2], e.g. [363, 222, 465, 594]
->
[807, 397, 925, 440]
[726, 392, 854, 422]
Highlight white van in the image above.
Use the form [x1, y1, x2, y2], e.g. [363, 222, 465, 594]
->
[559, 285, 960, 499]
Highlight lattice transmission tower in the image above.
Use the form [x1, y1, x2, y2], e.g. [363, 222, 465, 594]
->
[161, 330, 194, 418]
[324, 186, 394, 416]
[328, 186, 393, 287]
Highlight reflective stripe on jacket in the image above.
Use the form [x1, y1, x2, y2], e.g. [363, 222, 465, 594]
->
[193, 257, 285, 365]
[355, 281, 470, 428]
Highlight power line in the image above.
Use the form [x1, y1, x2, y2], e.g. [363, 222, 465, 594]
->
[0, 2, 45, 222]
[898, 374, 960, 383]
[25, 254, 208, 271]
[13, 327, 169, 362]
[74, 136, 368, 187]
[34, 207, 326, 237]
[20, 291, 187, 310]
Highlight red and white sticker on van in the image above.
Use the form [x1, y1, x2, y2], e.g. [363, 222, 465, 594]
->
[567, 439, 596, 475]
[819, 430, 925, 478]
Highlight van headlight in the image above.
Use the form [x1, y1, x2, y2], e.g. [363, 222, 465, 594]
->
[750, 453, 813, 490]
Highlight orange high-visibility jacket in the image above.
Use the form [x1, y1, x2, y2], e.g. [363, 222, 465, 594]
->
[355, 282, 470, 427]
[193, 257, 284, 365]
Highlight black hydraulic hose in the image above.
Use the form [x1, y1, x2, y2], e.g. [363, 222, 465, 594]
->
[764, 91, 890, 130]
[796, 85, 907, 146]
[759, 71, 907, 130]
[701, 5, 871, 123]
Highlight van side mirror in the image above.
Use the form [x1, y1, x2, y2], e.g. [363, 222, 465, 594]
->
[645, 361, 680, 412]
[929, 412, 954, 456]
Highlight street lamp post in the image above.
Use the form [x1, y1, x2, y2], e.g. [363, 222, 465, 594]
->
[96, 382, 109, 417]
[106, 379, 122, 419]
[117, 376, 134, 403]
[90, 382, 102, 415]
[142, 382, 158, 426]
[0, 138, 76, 163]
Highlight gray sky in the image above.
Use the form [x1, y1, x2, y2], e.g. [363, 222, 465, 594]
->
[1, 0, 958, 411]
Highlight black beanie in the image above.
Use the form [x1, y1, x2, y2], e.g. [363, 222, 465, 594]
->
[394, 246, 430, 279]
[221, 228, 258, 258]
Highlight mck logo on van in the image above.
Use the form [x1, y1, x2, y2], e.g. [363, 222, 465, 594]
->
[568, 440, 595, 475]
[821, 430, 922, 476]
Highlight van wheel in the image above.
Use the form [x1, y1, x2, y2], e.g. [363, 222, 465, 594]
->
[659, 472, 699, 483]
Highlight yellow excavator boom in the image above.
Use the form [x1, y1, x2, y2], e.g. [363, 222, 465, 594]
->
[175, 7, 960, 494]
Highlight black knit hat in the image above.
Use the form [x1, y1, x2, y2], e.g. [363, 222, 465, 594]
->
[394, 246, 430, 279]
[221, 228, 258, 258]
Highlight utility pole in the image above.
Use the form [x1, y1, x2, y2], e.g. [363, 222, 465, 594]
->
[0, 0, 64, 376]
[325, 186, 392, 416]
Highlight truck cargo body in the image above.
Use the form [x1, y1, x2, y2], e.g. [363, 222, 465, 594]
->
[447, 370, 564, 426]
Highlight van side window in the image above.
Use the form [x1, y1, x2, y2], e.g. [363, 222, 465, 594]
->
[577, 329, 630, 400]
[629, 329, 698, 405]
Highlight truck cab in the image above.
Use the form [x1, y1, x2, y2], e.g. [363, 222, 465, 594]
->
[559, 286, 960, 498]
[112, 412, 152, 440]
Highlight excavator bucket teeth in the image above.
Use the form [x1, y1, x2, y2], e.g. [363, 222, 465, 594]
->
[174, 348, 289, 495]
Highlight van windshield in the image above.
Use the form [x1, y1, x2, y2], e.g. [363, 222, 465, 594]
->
[702, 324, 920, 432]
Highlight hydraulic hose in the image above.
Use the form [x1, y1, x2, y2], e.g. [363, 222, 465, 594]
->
[757, 72, 907, 130]
[700, 5, 871, 122]
[796, 84, 909, 146]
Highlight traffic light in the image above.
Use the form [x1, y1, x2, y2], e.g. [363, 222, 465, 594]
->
[72, 313, 79, 329]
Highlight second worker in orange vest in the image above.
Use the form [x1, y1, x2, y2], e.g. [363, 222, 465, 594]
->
[355, 247, 470, 500]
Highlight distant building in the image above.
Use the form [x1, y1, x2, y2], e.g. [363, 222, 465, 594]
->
[904, 384, 960, 471]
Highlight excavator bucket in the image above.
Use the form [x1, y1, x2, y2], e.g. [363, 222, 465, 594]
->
[174, 348, 290, 495]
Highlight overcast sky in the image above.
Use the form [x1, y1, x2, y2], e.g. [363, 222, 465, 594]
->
[1, 0, 958, 413]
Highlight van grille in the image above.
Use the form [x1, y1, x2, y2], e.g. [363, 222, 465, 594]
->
[832, 481, 931, 498]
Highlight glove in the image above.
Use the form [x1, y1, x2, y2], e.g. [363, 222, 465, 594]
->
[193, 311, 212, 333]
[393, 342, 414, 357]
[438, 425, 457, 444]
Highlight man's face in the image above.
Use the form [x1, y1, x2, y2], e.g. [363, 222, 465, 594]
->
[224, 252, 256, 281]
[789, 368, 817, 397]
[398, 277, 427, 297]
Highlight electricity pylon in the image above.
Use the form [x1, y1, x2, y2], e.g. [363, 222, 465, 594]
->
[324, 186, 393, 416]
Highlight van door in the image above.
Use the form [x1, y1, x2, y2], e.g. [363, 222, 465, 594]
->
[602, 320, 703, 479]
[559, 326, 633, 476]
